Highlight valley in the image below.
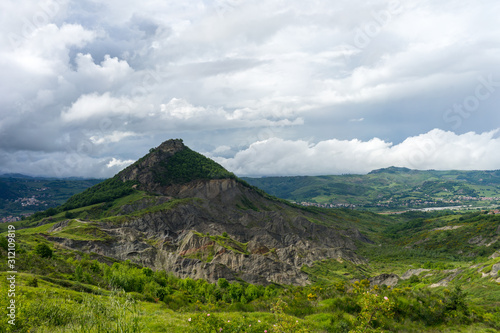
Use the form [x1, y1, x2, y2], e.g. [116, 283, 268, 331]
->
[0, 175, 102, 221]
[243, 167, 500, 213]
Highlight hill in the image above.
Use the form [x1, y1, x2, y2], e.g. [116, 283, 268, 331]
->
[12, 139, 381, 286]
[242, 167, 500, 212]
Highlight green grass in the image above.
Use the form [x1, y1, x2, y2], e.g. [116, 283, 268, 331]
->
[101, 197, 197, 224]
[301, 259, 372, 285]
[190, 231, 250, 258]
[51, 221, 114, 242]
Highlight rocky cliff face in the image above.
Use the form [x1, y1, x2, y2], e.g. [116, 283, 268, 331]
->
[49, 139, 372, 286]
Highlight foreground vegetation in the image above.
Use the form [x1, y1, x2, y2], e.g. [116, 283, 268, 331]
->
[1, 214, 500, 332]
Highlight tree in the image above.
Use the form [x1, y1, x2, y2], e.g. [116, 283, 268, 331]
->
[217, 278, 229, 289]
[34, 243, 53, 258]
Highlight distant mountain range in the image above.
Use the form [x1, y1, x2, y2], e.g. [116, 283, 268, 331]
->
[243, 167, 500, 212]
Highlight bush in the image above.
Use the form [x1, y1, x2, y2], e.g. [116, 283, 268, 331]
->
[0, 236, 7, 251]
[26, 275, 38, 287]
[34, 243, 53, 258]
[218, 278, 229, 289]
[409, 274, 420, 284]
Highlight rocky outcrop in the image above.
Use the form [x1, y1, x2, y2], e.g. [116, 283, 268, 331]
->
[481, 263, 500, 278]
[489, 251, 500, 259]
[48, 219, 71, 233]
[401, 268, 430, 280]
[369, 273, 399, 287]
[429, 269, 463, 288]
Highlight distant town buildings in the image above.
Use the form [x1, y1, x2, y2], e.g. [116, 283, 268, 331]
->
[0, 213, 32, 223]
[1, 216, 20, 223]
[15, 196, 46, 207]
[297, 202, 356, 209]
[296, 195, 500, 212]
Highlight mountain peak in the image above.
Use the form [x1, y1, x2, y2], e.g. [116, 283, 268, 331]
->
[154, 138, 186, 154]
[118, 139, 235, 192]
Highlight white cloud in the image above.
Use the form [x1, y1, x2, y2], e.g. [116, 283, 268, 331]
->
[61, 92, 137, 122]
[89, 131, 138, 145]
[106, 157, 135, 169]
[156, 98, 304, 129]
[0, 150, 132, 178]
[213, 129, 500, 176]
[75, 53, 133, 84]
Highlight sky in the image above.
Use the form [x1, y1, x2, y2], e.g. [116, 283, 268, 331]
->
[1, 0, 499, 178]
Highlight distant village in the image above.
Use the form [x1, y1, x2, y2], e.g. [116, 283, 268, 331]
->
[15, 195, 46, 207]
[0, 213, 31, 223]
[0, 195, 45, 223]
[297, 201, 356, 209]
[297, 195, 500, 212]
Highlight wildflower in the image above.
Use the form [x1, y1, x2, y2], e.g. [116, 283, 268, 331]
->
[207, 314, 210, 317]
[188, 318, 191, 322]
[265, 331, 268, 333]
[228, 320, 230, 322]
[384, 296, 388, 300]
[219, 329, 222, 332]
[258, 320, 261, 322]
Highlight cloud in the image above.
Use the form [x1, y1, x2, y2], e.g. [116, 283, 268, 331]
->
[106, 157, 135, 169]
[212, 129, 500, 176]
[89, 131, 138, 145]
[61, 92, 136, 122]
[349, 118, 364, 122]
[0, 149, 131, 178]
[1, 0, 500, 178]
[75, 53, 133, 85]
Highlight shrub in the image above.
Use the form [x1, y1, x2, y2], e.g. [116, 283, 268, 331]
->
[0, 236, 8, 251]
[218, 278, 229, 289]
[34, 243, 53, 258]
[409, 274, 420, 284]
[142, 267, 154, 277]
[26, 275, 38, 287]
